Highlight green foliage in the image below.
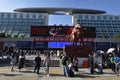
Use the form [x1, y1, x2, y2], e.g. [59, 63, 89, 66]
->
[20, 34, 25, 38]
[0, 33, 5, 37]
[114, 34, 120, 40]
[6, 34, 11, 38]
[14, 34, 18, 38]
[103, 33, 109, 39]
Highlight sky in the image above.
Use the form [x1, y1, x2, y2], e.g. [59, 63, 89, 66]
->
[0, 0, 120, 25]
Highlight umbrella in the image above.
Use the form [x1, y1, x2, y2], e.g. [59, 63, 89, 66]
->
[96, 50, 104, 54]
[107, 48, 115, 53]
[100, 50, 104, 54]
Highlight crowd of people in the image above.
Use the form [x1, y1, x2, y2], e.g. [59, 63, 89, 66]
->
[88, 49, 120, 76]
[61, 54, 79, 77]
[0, 47, 120, 77]
[0, 48, 52, 76]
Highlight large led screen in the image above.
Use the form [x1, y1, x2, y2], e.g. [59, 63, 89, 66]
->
[31, 25, 96, 38]
[31, 26, 49, 36]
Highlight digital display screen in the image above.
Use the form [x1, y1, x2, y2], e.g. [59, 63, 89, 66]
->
[31, 26, 49, 36]
[83, 27, 96, 38]
[49, 26, 69, 37]
[31, 25, 96, 38]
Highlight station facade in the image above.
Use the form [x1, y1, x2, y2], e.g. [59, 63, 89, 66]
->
[0, 8, 120, 50]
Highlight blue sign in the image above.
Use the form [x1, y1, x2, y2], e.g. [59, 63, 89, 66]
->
[16, 41, 32, 48]
[95, 42, 110, 49]
[33, 42, 48, 48]
[84, 42, 94, 47]
[49, 42, 70, 48]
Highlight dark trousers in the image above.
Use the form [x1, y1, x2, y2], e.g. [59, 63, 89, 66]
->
[111, 63, 115, 72]
[90, 65, 94, 74]
[34, 64, 40, 74]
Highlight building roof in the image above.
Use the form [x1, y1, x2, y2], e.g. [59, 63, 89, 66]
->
[14, 7, 106, 15]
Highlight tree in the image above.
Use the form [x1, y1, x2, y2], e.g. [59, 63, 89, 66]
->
[6, 34, 11, 38]
[14, 34, 18, 38]
[20, 34, 25, 38]
[0, 33, 5, 37]
[114, 34, 120, 40]
[103, 32, 109, 39]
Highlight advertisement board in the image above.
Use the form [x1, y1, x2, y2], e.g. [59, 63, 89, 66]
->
[31, 25, 96, 38]
[16, 41, 48, 49]
[16, 41, 32, 48]
[31, 26, 49, 36]
[49, 42, 70, 48]
[33, 42, 48, 48]
[95, 42, 110, 50]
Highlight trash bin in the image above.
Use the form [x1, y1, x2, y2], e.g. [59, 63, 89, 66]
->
[83, 61, 88, 68]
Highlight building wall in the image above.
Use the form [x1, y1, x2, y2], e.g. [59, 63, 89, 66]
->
[0, 12, 120, 49]
[0, 12, 48, 38]
[73, 14, 120, 39]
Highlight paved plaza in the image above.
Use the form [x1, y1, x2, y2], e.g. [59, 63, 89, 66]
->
[0, 55, 120, 80]
[0, 66, 120, 80]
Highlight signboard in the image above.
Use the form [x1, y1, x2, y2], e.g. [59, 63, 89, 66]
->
[95, 42, 110, 49]
[49, 42, 70, 48]
[34, 37, 94, 42]
[31, 26, 49, 36]
[84, 27, 96, 38]
[33, 42, 48, 48]
[84, 42, 94, 47]
[31, 25, 96, 38]
[16, 41, 32, 48]
[16, 41, 48, 49]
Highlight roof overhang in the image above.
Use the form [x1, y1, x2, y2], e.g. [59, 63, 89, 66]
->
[14, 7, 106, 15]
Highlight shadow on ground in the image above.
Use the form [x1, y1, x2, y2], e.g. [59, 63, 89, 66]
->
[0, 73, 22, 77]
[21, 70, 34, 73]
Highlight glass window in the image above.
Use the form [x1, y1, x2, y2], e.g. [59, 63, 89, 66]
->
[115, 16, 118, 20]
[7, 13, 10, 18]
[26, 14, 29, 18]
[109, 16, 112, 19]
[32, 14, 36, 18]
[77, 20, 80, 22]
[91, 16, 94, 19]
[1, 13, 4, 18]
[85, 15, 88, 19]
[13, 13, 16, 18]
[20, 14, 23, 18]
[97, 16, 100, 19]
[79, 15, 82, 18]
[39, 14, 42, 18]
[103, 16, 106, 19]
[97, 36, 102, 38]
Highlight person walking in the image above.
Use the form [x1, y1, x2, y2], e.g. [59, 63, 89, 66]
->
[18, 52, 25, 72]
[34, 53, 41, 74]
[68, 57, 75, 77]
[114, 54, 120, 76]
[73, 56, 79, 73]
[97, 54, 103, 74]
[10, 52, 16, 72]
[61, 54, 69, 77]
[88, 53, 94, 74]
[109, 54, 115, 73]
[43, 53, 51, 76]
